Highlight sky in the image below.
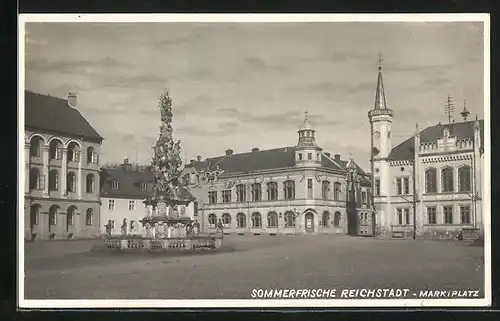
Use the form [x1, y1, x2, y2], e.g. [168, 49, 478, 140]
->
[24, 20, 485, 170]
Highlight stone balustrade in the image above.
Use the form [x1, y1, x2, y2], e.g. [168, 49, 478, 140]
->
[104, 235, 223, 251]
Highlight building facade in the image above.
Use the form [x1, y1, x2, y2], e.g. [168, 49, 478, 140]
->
[369, 63, 485, 238]
[24, 91, 103, 240]
[183, 115, 373, 236]
[99, 159, 197, 236]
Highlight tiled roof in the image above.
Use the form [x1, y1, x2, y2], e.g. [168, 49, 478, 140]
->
[100, 167, 154, 199]
[25, 91, 103, 142]
[388, 119, 484, 161]
[184, 146, 367, 177]
[100, 166, 195, 202]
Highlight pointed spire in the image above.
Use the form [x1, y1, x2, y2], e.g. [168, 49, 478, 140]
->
[299, 110, 313, 131]
[374, 52, 387, 110]
[460, 100, 470, 121]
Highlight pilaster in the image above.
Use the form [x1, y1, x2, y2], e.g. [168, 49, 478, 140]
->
[77, 151, 83, 198]
[43, 145, 49, 197]
[24, 143, 30, 195]
[61, 148, 68, 197]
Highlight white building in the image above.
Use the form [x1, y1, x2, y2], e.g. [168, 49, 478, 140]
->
[368, 62, 485, 239]
[99, 158, 197, 236]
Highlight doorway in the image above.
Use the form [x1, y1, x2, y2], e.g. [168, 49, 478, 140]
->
[305, 212, 315, 233]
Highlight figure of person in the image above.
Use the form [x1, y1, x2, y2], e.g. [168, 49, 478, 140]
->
[105, 220, 112, 236]
[216, 218, 224, 234]
[193, 220, 200, 236]
[121, 218, 128, 236]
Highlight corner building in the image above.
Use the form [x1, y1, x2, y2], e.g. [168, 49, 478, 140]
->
[24, 91, 103, 240]
[368, 64, 485, 238]
[184, 115, 373, 236]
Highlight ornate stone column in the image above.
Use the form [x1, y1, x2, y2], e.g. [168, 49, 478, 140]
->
[43, 145, 50, 197]
[61, 147, 68, 197]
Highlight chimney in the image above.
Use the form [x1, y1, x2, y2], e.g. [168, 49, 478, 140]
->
[251, 148, 259, 152]
[334, 154, 341, 161]
[324, 152, 331, 157]
[67, 92, 77, 108]
[225, 149, 233, 156]
[121, 157, 132, 171]
[196, 155, 201, 161]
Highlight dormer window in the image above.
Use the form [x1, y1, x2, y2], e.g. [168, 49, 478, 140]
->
[140, 183, 148, 191]
[111, 180, 119, 190]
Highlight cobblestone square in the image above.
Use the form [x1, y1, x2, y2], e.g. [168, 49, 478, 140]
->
[24, 235, 484, 300]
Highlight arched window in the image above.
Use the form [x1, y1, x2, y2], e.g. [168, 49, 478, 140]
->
[222, 213, 231, 227]
[87, 147, 95, 164]
[458, 165, 471, 192]
[441, 166, 454, 193]
[30, 204, 41, 226]
[283, 180, 295, 200]
[86, 174, 95, 193]
[322, 181, 330, 200]
[208, 213, 217, 228]
[67, 206, 77, 228]
[251, 212, 262, 228]
[284, 211, 295, 227]
[236, 184, 246, 202]
[30, 136, 43, 157]
[29, 167, 40, 190]
[267, 182, 278, 200]
[237, 213, 246, 228]
[49, 169, 59, 191]
[67, 142, 80, 162]
[425, 168, 437, 193]
[333, 182, 341, 200]
[49, 139, 63, 160]
[67, 172, 76, 193]
[86, 208, 93, 226]
[251, 183, 262, 201]
[49, 205, 59, 226]
[267, 212, 278, 227]
[334, 211, 341, 227]
[322, 211, 330, 227]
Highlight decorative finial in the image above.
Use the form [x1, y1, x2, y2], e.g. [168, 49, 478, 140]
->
[378, 51, 383, 71]
[460, 100, 470, 121]
[304, 110, 308, 122]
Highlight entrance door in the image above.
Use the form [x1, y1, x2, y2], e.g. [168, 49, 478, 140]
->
[305, 212, 314, 233]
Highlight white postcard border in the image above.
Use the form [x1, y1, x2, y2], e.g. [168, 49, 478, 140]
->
[17, 13, 491, 309]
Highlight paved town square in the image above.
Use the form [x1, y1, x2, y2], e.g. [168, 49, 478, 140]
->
[24, 235, 484, 299]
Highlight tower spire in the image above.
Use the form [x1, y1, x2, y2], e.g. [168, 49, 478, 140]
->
[460, 100, 470, 121]
[374, 52, 387, 110]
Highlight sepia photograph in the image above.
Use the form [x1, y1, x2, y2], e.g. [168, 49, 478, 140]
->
[18, 14, 490, 308]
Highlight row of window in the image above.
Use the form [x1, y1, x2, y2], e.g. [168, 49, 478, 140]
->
[106, 180, 147, 191]
[107, 199, 137, 211]
[206, 211, 342, 228]
[29, 204, 94, 227]
[30, 137, 99, 164]
[425, 166, 471, 193]
[394, 205, 472, 225]
[208, 181, 344, 204]
[29, 168, 96, 194]
[297, 152, 321, 161]
[373, 165, 472, 196]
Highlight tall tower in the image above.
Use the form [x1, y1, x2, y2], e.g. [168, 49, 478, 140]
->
[295, 111, 322, 167]
[368, 54, 394, 235]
